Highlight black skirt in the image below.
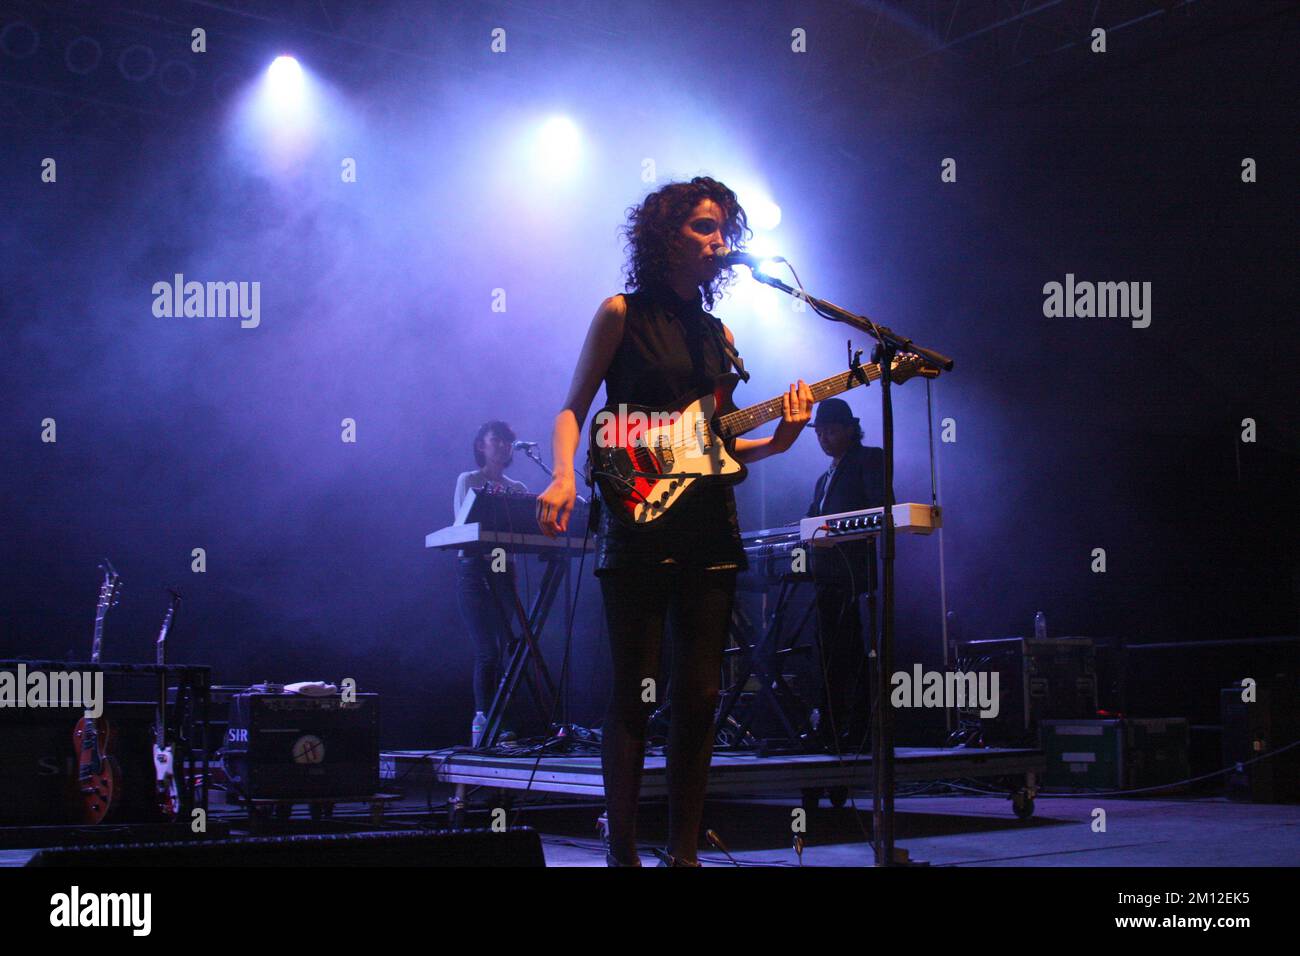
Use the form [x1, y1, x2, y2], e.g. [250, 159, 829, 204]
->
[594, 480, 747, 573]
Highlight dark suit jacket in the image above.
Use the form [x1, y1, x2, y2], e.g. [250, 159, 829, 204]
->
[806, 444, 888, 518]
[806, 443, 889, 594]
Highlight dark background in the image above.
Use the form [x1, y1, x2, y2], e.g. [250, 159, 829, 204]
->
[2, 0, 1296, 747]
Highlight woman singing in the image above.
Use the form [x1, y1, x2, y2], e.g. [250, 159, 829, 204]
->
[536, 177, 814, 866]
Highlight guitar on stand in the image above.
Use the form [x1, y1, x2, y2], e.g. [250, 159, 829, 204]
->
[152, 588, 182, 820]
[72, 560, 122, 824]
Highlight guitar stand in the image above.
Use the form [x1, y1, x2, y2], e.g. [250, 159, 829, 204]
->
[0, 659, 212, 820]
[161, 669, 211, 816]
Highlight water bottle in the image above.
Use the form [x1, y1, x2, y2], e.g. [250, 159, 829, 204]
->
[1034, 611, 1047, 641]
[471, 710, 487, 747]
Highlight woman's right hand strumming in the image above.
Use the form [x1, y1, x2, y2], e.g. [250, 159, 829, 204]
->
[535, 295, 627, 538]
[536, 473, 576, 537]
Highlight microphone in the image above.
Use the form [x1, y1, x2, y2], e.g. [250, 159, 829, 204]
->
[705, 829, 741, 866]
[712, 248, 781, 270]
[512, 440, 539, 451]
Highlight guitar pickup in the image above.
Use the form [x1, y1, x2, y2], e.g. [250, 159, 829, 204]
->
[655, 435, 674, 468]
[694, 419, 713, 451]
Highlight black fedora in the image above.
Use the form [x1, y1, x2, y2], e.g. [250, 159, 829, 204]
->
[812, 398, 858, 428]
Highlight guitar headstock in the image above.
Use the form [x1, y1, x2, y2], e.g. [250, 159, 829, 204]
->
[96, 560, 122, 615]
[157, 586, 182, 650]
[889, 352, 939, 385]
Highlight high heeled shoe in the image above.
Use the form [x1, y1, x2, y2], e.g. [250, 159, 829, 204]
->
[652, 848, 702, 867]
[597, 810, 642, 866]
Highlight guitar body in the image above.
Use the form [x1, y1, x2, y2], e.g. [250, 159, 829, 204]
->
[73, 716, 120, 824]
[153, 588, 182, 821]
[154, 744, 179, 820]
[587, 373, 748, 528]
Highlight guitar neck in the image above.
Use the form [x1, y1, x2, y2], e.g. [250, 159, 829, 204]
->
[91, 612, 105, 666]
[157, 593, 180, 668]
[91, 565, 118, 669]
[157, 613, 172, 667]
[155, 602, 177, 746]
[717, 363, 884, 439]
[86, 612, 104, 731]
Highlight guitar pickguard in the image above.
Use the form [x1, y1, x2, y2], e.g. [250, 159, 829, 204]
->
[591, 389, 744, 526]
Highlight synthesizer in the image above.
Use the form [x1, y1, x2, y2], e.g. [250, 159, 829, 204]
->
[739, 503, 941, 587]
[426, 487, 593, 557]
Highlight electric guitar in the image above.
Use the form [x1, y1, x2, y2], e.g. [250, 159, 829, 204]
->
[587, 352, 936, 529]
[153, 588, 182, 820]
[72, 561, 122, 824]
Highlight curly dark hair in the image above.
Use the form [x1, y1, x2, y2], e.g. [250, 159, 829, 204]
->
[473, 420, 515, 469]
[620, 176, 751, 309]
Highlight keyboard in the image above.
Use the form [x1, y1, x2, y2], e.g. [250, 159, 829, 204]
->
[739, 503, 941, 588]
[427, 487, 593, 556]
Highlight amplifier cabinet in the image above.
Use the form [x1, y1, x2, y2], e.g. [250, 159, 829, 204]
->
[1221, 679, 1300, 803]
[223, 693, 379, 801]
[1041, 717, 1189, 791]
[955, 637, 1098, 744]
[1027, 638, 1099, 721]
[0, 703, 163, 824]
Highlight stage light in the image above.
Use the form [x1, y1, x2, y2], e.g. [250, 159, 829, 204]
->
[748, 197, 782, 231]
[159, 60, 196, 97]
[267, 55, 304, 102]
[226, 55, 334, 173]
[744, 234, 781, 264]
[535, 116, 582, 178]
[117, 43, 156, 82]
[0, 21, 40, 59]
[64, 36, 102, 75]
[725, 234, 789, 323]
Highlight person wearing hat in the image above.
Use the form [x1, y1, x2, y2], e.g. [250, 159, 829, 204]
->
[806, 397, 888, 751]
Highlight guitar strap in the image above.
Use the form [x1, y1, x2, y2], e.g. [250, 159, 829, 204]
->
[703, 313, 750, 383]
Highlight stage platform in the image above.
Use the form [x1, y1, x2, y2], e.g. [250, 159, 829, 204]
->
[383, 746, 1045, 813]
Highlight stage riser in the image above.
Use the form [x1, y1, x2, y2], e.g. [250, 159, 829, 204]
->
[25, 828, 544, 867]
[381, 747, 1045, 798]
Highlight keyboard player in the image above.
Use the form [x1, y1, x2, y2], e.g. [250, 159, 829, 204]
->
[454, 421, 529, 721]
[806, 399, 888, 750]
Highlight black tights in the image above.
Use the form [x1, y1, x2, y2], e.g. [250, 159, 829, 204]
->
[599, 566, 737, 863]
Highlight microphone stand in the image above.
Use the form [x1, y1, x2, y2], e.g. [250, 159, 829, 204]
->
[745, 268, 953, 866]
[522, 446, 588, 504]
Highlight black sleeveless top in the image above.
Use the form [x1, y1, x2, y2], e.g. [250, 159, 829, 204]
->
[594, 285, 747, 573]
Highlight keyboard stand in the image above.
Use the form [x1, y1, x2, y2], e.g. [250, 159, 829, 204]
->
[716, 577, 821, 751]
[479, 555, 567, 748]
